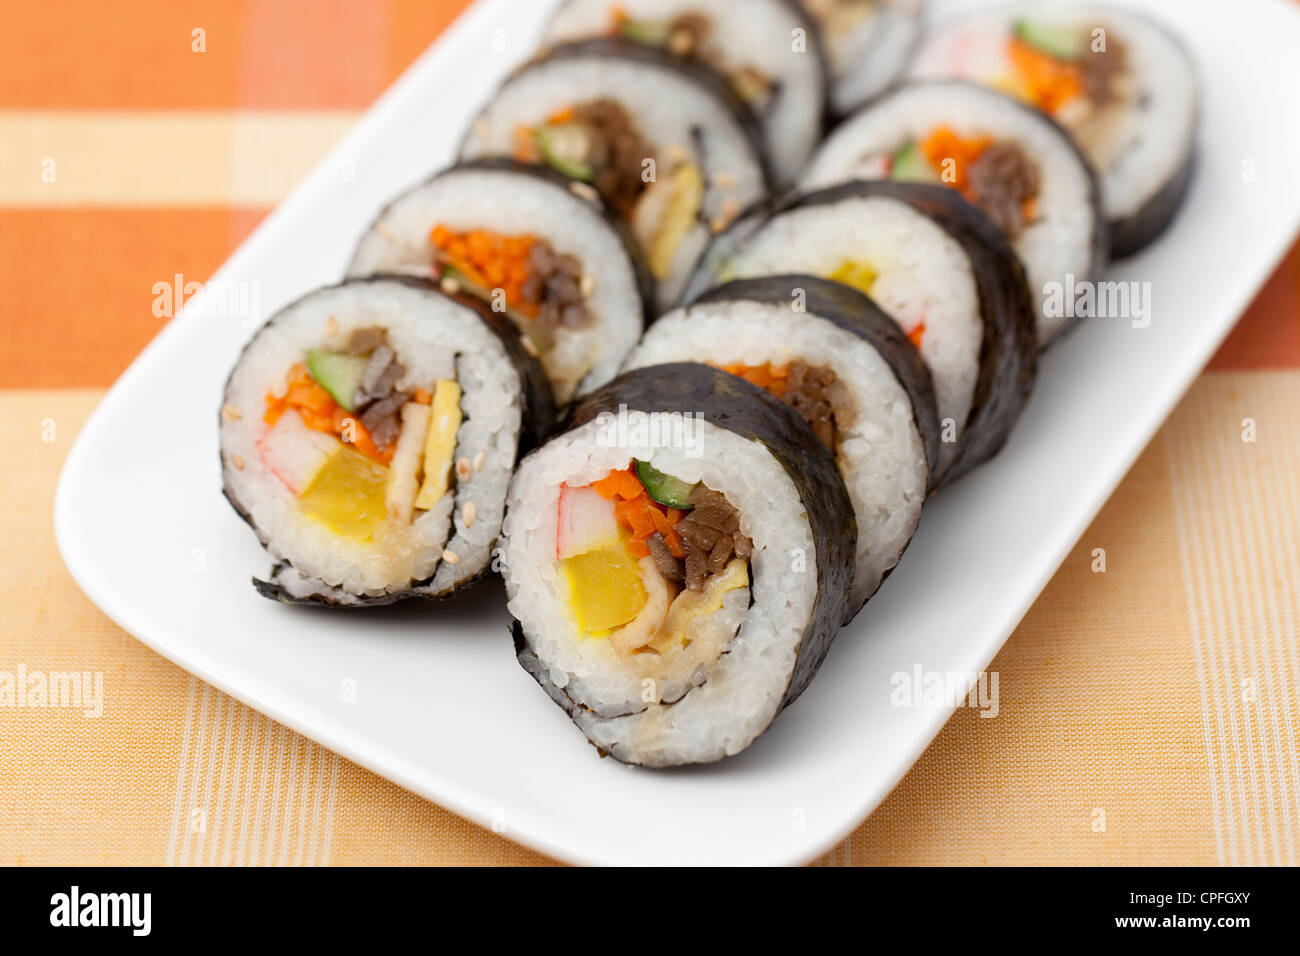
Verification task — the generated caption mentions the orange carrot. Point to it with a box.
[430,225,541,318]
[1007,37,1083,113]
[908,322,926,350]
[593,467,645,501]
[720,362,791,395]
[920,126,992,193]
[595,466,689,557]
[265,363,392,465]
[412,388,432,405]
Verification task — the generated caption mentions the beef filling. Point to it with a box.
[519,240,592,348]
[569,99,655,217]
[779,362,838,450]
[1079,34,1128,106]
[347,327,411,451]
[966,141,1041,237]
[675,485,753,592]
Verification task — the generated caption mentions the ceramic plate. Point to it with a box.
[55,0,1300,864]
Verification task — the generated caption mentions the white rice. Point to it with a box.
[502,415,818,767]
[459,47,768,308]
[624,299,927,607]
[543,0,826,184]
[347,164,645,403]
[801,80,1100,344]
[715,195,981,475]
[221,279,523,601]
[909,5,1198,224]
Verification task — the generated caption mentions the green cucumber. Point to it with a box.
[635,460,697,509]
[891,143,939,183]
[617,18,672,47]
[1013,18,1085,61]
[306,350,368,411]
[537,125,595,182]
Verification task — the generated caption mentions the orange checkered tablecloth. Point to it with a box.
[2,1,1298,866]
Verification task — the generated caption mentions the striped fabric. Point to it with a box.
[2,1,1298,867]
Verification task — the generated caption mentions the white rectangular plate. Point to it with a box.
[56,0,1300,865]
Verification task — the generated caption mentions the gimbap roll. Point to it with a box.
[799,0,925,115]
[800,80,1108,346]
[910,4,1198,257]
[504,363,856,766]
[684,180,1036,483]
[459,38,770,309]
[348,160,652,404]
[623,276,937,613]
[220,277,554,606]
[542,0,828,185]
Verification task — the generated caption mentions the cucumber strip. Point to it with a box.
[306,350,368,412]
[537,125,595,182]
[635,460,697,509]
[1013,18,1085,61]
[891,143,939,183]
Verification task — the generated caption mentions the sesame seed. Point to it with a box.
[715,170,735,189]
[440,276,461,296]
[456,457,472,482]
[222,404,241,422]
[462,500,477,528]
[569,181,599,203]
[231,454,245,471]
[374,222,395,241]
[473,450,487,473]
[324,315,339,338]
[441,549,460,565]
[579,273,596,297]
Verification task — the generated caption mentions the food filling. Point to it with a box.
[430,226,595,363]
[1000,18,1131,162]
[258,326,462,545]
[857,126,1043,237]
[555,463,753,660]
[514,99,705,280]
[607,8,777,112]
[719,361,841,450]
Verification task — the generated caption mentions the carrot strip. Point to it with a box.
[265,363,392,465]
[593,467,645,501]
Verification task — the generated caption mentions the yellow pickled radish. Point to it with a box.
[643,163,704,280]
[828,260,878,296]
[414,379,462,511]
[300,446,390,541]
[561,541,647,634]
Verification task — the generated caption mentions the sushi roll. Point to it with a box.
[459,38,770,309]
[799,0,925,115]
[800,80,1108,346]
[623,275,938,613]
[503,363,856,767]
[910,4,1198,257]
[220,277,554,607]
[684,180,1036,483]
[542,0,828,186]
[348,159,652,405]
